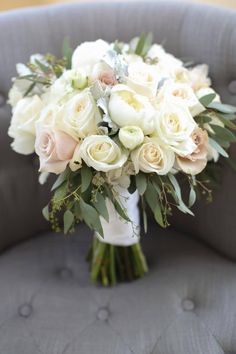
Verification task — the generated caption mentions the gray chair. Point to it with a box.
[0,2,236,353]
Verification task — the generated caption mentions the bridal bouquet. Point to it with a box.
[8,33,236,286]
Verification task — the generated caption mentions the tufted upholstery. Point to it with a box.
[0,1,236,353]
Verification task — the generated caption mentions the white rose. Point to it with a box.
[126,62,159,96]
[72,39,110,74]
[153,99,197,156]
[8,84,23,108]
[59,89,101,140]
[131,137,175,175]
[8,95,43,154]
[158,82,205,117]
[196,87,221,103]
[118,126,144,150]
[207,143,219,162]
[108,85,155,135]
[189,64,211,91]
[80,135,128,172]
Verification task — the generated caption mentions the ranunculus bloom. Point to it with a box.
[35,127,77,174]
[118,126,144,150]
[131,137,175,175]
[176,128,208,175]
[79,135,128,172]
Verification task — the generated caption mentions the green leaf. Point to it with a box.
[79,198,104,237]
[93,192,109,222]
[63,210,74,234]
[199,93,216,107]
[216,115,236,130]
[209,137,229,158]
[81,165,93,193]
[210,124,236,142]
[42,205,49,221]
[51,169,69,191]
[136,173,147,196]
[23,82,36,97]
[62,36,73,69]
[135,32,146,56]
[35,59,51,74]
[208,101,236,114]
[135,32,153,57]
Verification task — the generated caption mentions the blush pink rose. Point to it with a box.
[91,62,117,87]
[176,128,208,175]
[35,128,77,174]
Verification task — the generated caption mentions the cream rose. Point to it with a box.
[176,128,208,175]
[118,126,144,150]
[131,137,175,175]
[35,126,77,174]
[153,99,197,156]
[72,39,110,74]
[108,85,155,134]
[126,62,159,96]
[158,82,205,117]
[8,95,43,154]
[80,135,128,172]
[59,89,101,140]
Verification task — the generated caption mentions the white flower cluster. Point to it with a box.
[8,39,220,183]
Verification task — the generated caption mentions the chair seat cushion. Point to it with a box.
[0,225,235,354]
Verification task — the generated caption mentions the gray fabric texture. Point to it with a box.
[0,1,236,256]
[0,225,236,354]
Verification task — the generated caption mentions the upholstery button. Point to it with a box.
[96,307,109,321]
[18,304,33,318]
[228,81,236,95]
[60,267,73,279]
[0,93,5,107]
[181,298,195,311]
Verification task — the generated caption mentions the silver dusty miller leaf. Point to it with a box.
[102,49,128,83]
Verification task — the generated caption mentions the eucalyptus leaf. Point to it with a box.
[189,186,197,208]
[209,137,229,158]
[210,124,236,142]
[51,169,69,191]
[93,192,109,222]
[168,174,194,215]
[81,165,93,193]
[80,198,104,237]
[136,173,147,196]
[199,93,216,107]
[53,181,68,201]
[63,209,74,234]
[114,200,130,222]
[154,203,165,228]
[42,205,49,221]
[208,101,236,114]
